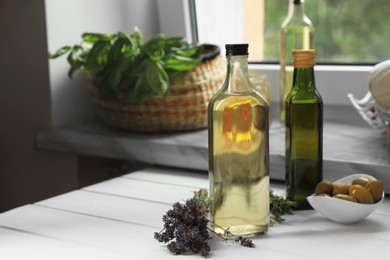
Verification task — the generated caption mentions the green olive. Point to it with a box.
[352,176,371,187]
[349,184,374,204]
[315,180,334,195]
[365,180,384,203]
[332,183,351,196]
[333,194,357,203]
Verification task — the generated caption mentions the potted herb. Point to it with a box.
[49,28,224,132]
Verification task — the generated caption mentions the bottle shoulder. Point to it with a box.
[282,14,313,28]
[209,91,268,109]
[286,88,323,104]
[283,19,314,30]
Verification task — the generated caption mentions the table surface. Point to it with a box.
[1,167,389,259]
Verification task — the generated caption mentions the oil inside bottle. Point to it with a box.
[285,102,322,209]
[209,92,269,236]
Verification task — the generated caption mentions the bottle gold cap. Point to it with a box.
[292,49,316,68]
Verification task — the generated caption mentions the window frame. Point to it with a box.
[156,0,372,106]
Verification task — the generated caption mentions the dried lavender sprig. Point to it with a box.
[235,236,255,248]
[154,197,211,257]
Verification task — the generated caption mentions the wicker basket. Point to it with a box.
[87,52,226,132]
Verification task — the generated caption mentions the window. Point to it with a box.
[195,0,390,64]
[157,0,374,107]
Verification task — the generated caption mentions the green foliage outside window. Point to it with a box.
[264,0,390,64]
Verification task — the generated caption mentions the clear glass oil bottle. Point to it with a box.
[208,44,269,237]
[280,0,314,122]
[285,49,322,210]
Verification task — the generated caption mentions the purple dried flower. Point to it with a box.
[154,197,210,257]
[235,236,255,248]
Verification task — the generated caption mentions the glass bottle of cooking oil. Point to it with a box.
[285,49,322,210]
[280,0,314,122]
[208,44,269,237]
[249,71,272,123]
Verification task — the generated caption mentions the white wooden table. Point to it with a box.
[1,167,389,259]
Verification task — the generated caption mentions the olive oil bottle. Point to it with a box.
[285,49,322,210]
[280,0,314,122]
[208,44,269,237]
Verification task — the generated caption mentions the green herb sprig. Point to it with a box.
[270,190,298,225]
[49,28,203,105]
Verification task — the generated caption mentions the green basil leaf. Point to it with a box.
[48,45,72,59]
[84,40,111,73]
[94,71,116,100]
[164,37,186,50]
[143,36,165,61]
[130,29,143,47]
[164,55,201,71]
[173,45,202,57]
[125,74,145,105]
[107,36,128,63]
[130,59,146,76]
[82,33,110,44]
[145,61,168,96]
[66,46,85,78]
[67,62,82,78]
[108,57,131,90]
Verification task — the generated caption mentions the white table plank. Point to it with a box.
[0,205,172,259]
[36,190,169,229]
[0,227,131,260]
[268,212,390,258]
[123,167,208,188]
[83,176,207,204]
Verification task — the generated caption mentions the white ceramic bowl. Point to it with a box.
[307,174,384,224]
[347,91,389,135]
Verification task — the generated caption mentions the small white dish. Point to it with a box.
[307,174,384,224]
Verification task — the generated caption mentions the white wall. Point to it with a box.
[196,0,245,51]
[0,0,159,212]
[45,0,159,127]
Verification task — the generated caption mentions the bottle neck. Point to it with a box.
[225,55,252,93]
[293,66,316,91]
[287,0,306,19]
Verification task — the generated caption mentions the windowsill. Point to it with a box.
[249,63,371,107]
[35,105,390,194]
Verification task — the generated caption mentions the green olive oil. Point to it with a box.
[285,49,322,210]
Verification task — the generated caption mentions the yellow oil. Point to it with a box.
[208,92,269,237]
[280,67,294,121]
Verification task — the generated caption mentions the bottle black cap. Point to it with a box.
[225,44,249,56]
